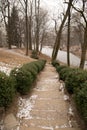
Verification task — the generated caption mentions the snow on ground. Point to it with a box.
[42,46,87,68]
[0,62,11,75]
[0,62,21,75]
[0,48,31,75]
[17,95,38,120]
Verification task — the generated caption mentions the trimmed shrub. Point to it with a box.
[22,63,38,80]
[52,60,60,67]
[74,81,87,123]
[34,60,46,72]
[10,60,46,95]
[59,67,74,81]
[0,72,16,108]
[11,68,34,94]
[65,69,87,94]
[31,50,39,59]
[56,65,67,74]
[53,63,87,125]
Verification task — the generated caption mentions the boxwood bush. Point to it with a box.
[0,72,16,108]
[10,68,34,94]
[74,81,87,123]
[56,65,67,74]
[31,50,39,59]
[10,60,46,95]
[52,60,60,67]
[65,69,87,94]
[53,63,87,125]
[59,67,75,81]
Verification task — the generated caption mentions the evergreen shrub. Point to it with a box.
[52,60,60,67]
[0,72,16,108]
[56,65,67,74]
[31,50,39,59]
[74,81,87,123]
[59,67,74,81]
[10,60,46,95]
[65,69,87,94]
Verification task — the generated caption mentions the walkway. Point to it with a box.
[4,64,81,130]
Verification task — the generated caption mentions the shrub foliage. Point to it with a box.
[0,72,16,108]
[10,60,46,95]
[0,60,46,108]
[52,63,87,125]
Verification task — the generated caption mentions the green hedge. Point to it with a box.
[65,69,87,94]
[56,65,67,74]
[0,60,46,108]
[10,60,46,95]
[31,50,39,59]
[52,60,60,67]
[0,72,16,108]
[52,64,87,125]
[58,67,72,81]
[74,81,87,123]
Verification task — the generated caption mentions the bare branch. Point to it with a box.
[72,4,87,23]
[18,0,25,10]
[52,19,58,34]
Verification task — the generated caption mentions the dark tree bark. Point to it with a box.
[7,1,11,49]
[29,15,32,50]
[25,0,29,55]
[67,1,71,66]
[72,0,87,69]
[29,2,32,50]
[80,23,87,69]
[52,0,73,61]
[36,0,40,52]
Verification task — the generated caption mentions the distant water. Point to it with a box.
[42,46,87,69]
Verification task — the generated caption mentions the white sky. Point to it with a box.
[40,0,64,17]
[40,0,65,27]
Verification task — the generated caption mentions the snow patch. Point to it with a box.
[64,95,70,101]
[39,126,53,130]
[55,124,67,128]
[0,62,21,75]
[42,46,87,68]
[17,95,38,119]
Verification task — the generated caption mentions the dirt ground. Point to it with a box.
[0,48,51,65]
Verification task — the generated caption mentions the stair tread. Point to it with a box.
[55,128,81,130]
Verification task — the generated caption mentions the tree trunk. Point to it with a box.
[25,0,29,56]
[29,16,32,50]
[39,30,45,52]
[36,0,40,52]
[29,2,33,50]
[52,0,73,61]
[79,23,87,69]
[7,1,11,49]
[67,2,71,66]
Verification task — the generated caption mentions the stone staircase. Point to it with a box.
[3,64,82,130]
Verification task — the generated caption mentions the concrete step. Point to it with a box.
[55,128,81,130]
[20,126,50,130]
[19,127,82,130]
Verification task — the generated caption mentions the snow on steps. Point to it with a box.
[20,127,81,130]
[55,128,81,130]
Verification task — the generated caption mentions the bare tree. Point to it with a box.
[72,0,87,69]
[39,9,49,52]
[67,0,71,66]
[28,1,33,50]
[19,0,29,55]
[35,0,40,52]
[52,0,73,61]
[25,0,29,55]
[0,0,12,49]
